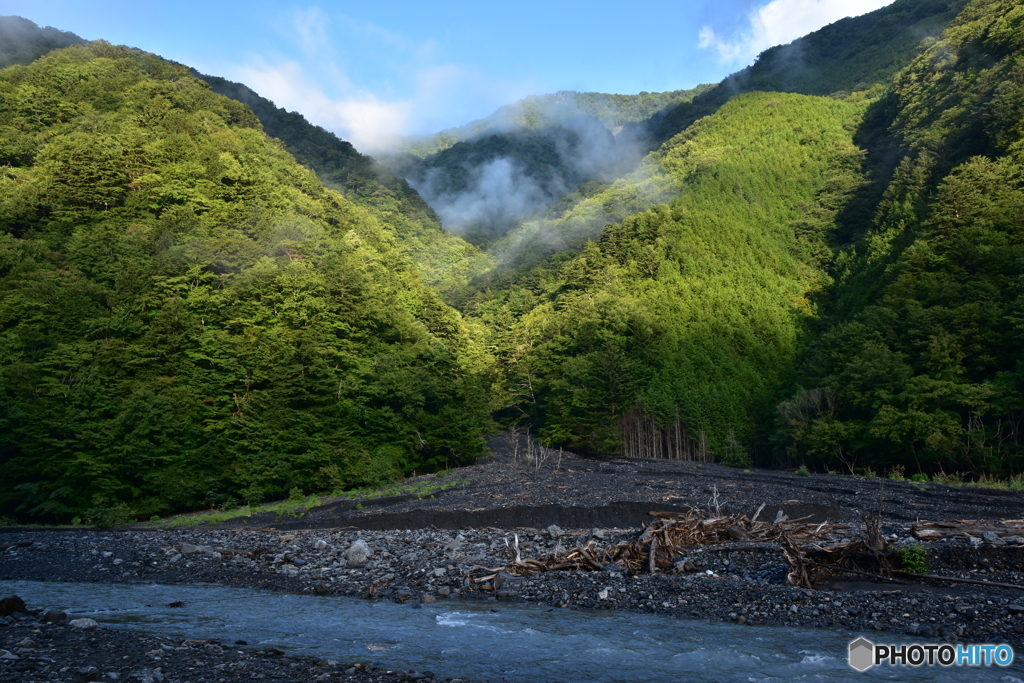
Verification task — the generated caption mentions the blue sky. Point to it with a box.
[2,0,893,150]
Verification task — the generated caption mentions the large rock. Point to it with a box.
[180,543,211,554]
[0,596,25,617]
[69,618,100,629]
[345,539,371,567]
[43,609,67,624]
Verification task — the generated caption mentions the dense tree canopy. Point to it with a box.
[0,43,490,521]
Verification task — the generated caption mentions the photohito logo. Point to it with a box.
[848,637,1014,671]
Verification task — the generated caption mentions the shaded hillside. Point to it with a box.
[778,0,1024,476]
[0,16,85,68]
[0,43,490,522]
[399,87,714,160]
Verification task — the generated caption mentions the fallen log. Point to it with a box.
[912,520,1024,542]
[0,541,33,551]
[890,569,1024,591]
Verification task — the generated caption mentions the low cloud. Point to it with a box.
[233,59,410,151]
[224,7,533,153]
[699,0,894,66]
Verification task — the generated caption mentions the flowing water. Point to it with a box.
[5,580,1022,682]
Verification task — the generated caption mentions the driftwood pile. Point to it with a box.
[504,506,861,586]
[497,507,1024,592]
[781,514,897,589]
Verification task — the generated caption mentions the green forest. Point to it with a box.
[1,0,1023,522]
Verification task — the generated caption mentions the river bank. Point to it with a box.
[3,444,1024,680]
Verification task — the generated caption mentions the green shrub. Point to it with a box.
[796,464,810,477]
[910,473,928,482]
[85,500,133,529]
[897,544,928,574]
[887,465,906,481]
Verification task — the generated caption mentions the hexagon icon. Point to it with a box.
[848,637,875,672]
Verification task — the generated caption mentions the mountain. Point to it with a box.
[454,0,1024,479]
[2,0,1022,525]
[468,91,870,459]
[0,42,490,521]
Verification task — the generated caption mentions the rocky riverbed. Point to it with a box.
[0,608,427,683]
[4,443,1024,681]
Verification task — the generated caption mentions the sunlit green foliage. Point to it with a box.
[469,93,869,456]
[194,73,492,298]
[0,43,490,522]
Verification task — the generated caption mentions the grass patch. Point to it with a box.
[139,475,468,529]
[965,474,1024,491]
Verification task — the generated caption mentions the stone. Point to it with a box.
[314,539,328,550]
[346,540,371,567]
[168,554,182,564]
[493,571,515,590]
[419,594,437,604]
[437,587,451,597]
[112,559,123,566]
[432,568,446,578]
[180,543,204,554]
[0,650,17,661]
[69,618,100,629]
[17,638,37,649]
[597,588,611,600]
[547,525,563,539]
[982,531,1005,544]
[0,596,26,617]
[1007,604,1024,616]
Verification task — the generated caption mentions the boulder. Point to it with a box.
[345,540,371,567]
[43,609,67,624]
[69,618,100,629]
[0,596,26,617]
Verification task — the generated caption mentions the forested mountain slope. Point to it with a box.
[195,73,491,296]
[0,43,490,521]
[0,17,490,299]
[476,0,967,276]
[778,0,1024,476]
[466,92,870,459]
[459,0,1024,480]
[397,88,714,160]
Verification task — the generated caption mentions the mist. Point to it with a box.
[396,96,653,247]
[0,16,85,68]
